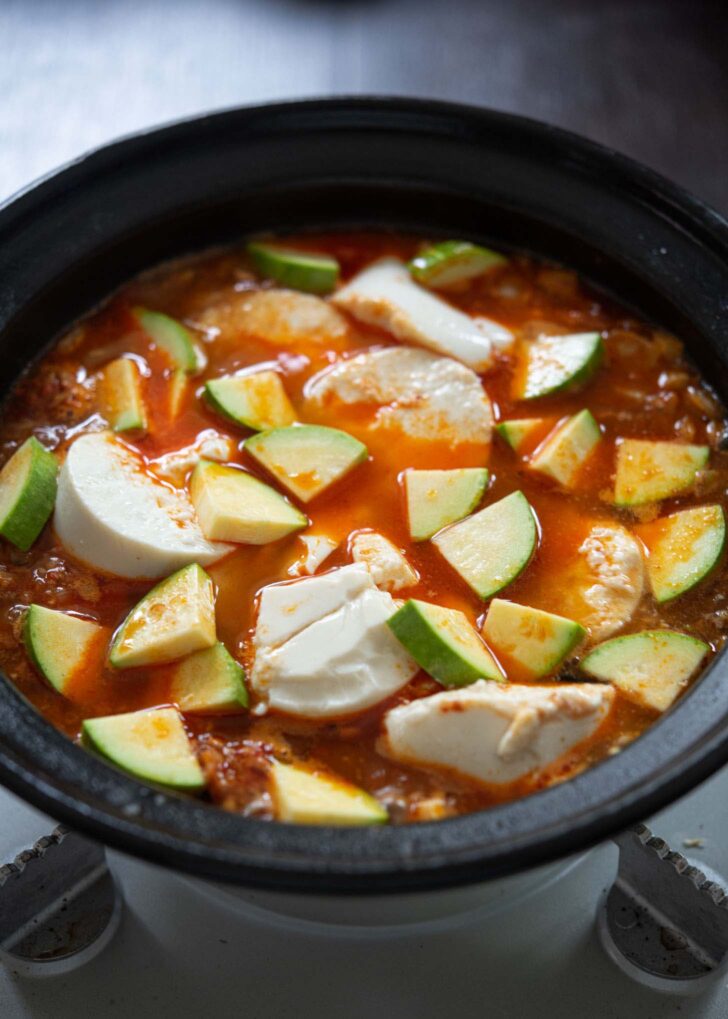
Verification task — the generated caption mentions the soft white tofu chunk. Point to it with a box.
[548,523,645,643]
[54,432,232,579]
[150,429,237,487]
[196,288,349,346]
[307,347,493,445]
[287,534,339,577]
[382,680,615,785]
[331,258,513,370]
[350,531,419,591]
[251,564,417,717]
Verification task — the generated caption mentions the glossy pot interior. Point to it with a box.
[1,98,728,893]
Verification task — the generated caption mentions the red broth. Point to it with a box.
[1,232,727,823]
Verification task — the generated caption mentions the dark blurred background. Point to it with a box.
[1,0,727,210]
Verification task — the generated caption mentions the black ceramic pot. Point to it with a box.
[1,98,727,893]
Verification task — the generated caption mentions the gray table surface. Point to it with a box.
[2,0,727,212]
[1,2,728,1016]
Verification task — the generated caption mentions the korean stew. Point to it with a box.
[1,233,727,826]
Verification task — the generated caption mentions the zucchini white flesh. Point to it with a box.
[250,564,417,718]
[404,468,488,541]
[169,642,248,714]
[387,600,503,687]
[168,368,189,420]
[614,439,709,506]
[551,523,645,642]
[190,460,307,544]
[636,505,725,603]
[247,242,339,294]
[98,358,147,434]
[307,347,493,445]
[82,706,205,791]
[271,760,387,825]
[580,630,709,711]
[514,332,603,400]
[408,240,507,289]
[245,424,367,503]
[24,605,107,696]
[0,437,57,551]
[331,258,513,371]
[134,307,204,374]
[109,563,217,669]
[496,418,550,454]
[382,680,615,786]
[432,490,537,600]
[529,409,601,487]
[350,531,419,591]
[54,432,231,579]
[482,599,586,680]
[204,370,296,431]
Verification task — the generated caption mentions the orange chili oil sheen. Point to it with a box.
[1,231,728,824]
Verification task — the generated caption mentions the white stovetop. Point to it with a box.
[3,772,728,1018]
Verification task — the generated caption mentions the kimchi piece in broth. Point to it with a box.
[1,232,727,825]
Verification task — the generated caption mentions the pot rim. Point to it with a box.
[1,96,728,893]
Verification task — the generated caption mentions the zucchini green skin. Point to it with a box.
[388,600,502,687]
[247,241,340,294]
[408,240,507,288]
[0,437,58,551]
[133,307,201,373]
[519,332,604,400]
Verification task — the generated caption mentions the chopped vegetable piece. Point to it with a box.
[245,424,367,503]
[636,505,725,602]
[496,418,550,454]
[408,240,507,289]
[82,706,205,791]
[247,241,339,294]
[0,436,57,551]
[529,409,601,487]
[580,630,709,711]
[190,460,307,544]
[133,307,203,374]
[515,332,603,400]
[168,368,189,419]
[109,563,216,669]
[614,439,709,506]
[388,599,503,687]
[24,605,107,695]
[404,468,488,541]
[433,490,537,599]
[169,642,248,714]
[482,599,586,680]
[205,370,296,431]
[98,357,147,433]
[271,760,387,824]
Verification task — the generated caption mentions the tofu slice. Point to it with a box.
[196,289,349,346]
[287,534,339,577]
[150,430,236,487]
[331,258,512,370]
[350,531,419,591]
[251,564,417,718]
[555,524,645,642]
[382,680,615,785]
[54,431,231,579]
[307,346,493,445]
